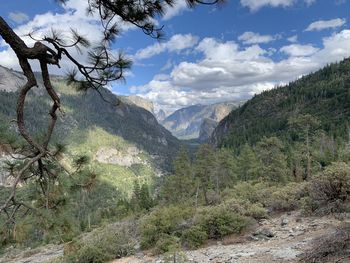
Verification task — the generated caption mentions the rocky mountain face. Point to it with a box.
[198,118,218,142]
[155,109,167,122]
[211,58,350,148]
[0,65,31,92]
[161,102,239,140]
[122,95,155,114]
[0,66,180,192]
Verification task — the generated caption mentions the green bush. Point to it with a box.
[264,182,307,211]
[181,225,208,249]
[307,162,350,215]
[245,203,268,219]
[140,205,193,249]
[223,198,267,220]
[196,206,249,239]
[64,223,136,263]
[154,235,181,254]
[66,244,110,263]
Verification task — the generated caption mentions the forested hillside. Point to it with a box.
[0,66,180,170]
[212,58,350,149]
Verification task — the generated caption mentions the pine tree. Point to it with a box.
[194,144,216,205]
[214,148,237,193]
[288,114,320,180]
[161,147,194,203]
[236,144,260,181]
[256,137,289,183]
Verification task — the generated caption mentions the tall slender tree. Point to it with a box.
[288,114,320,180]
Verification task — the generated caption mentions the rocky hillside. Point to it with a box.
[2,211,348,263]
[161,102,239,140]
[212,58,350,148]
[109,212,349,263]
[0,66,180,193]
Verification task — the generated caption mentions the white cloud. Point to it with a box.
[280,44,319,56]
[305,18,346,31]
[161,59,174,71]
[240,0,315,11]
[287,35,298,43]
[162,0,189,20]
[238,31,276,44]
[134,34,199,60]
[8,12,29,24]
[132,29,350,112]
[0,0,135,74]
[305,0,316,5]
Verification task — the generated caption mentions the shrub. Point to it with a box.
[64,223,136,263]
[196,206,249,239]
[308,162,350,215]
[140,205,193,249]
[264,182,307,212]
[181,225,208,249]
[245,203,268,219]
[163,250,188,263]
[154,235,181,254]
[223,198,267,219]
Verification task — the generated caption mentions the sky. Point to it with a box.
[1,0,350,114]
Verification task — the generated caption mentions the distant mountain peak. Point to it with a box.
[160,101,240,140]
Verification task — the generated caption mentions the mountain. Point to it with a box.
[198,118,218,142]
[0,65,34,92]
[161,102,239,140]
[212,58,350,148]
[122,95,155,114]
[155,109,167,122]
[0,66,180,193]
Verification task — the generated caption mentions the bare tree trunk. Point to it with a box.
[195,183,199,208]
[306,129,311,180]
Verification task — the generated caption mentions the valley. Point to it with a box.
[1,1,350,263]
[1,59,350,263]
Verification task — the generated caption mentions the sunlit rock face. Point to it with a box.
[161,102,240,140]
[95,146,145,167]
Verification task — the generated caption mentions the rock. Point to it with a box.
[253,228,274,239]
[281,218,289,227]
[95,146,144,167]
[249,235,260,241]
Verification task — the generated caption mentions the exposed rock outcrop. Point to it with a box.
[161,102,240,140]
[123,95,155,114]
[198,118,218,142]
[95,146,145,167]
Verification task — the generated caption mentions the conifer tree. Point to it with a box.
[161,147,194,203]
[288,114,320,180]
[194,144,216,205]
[236,144,260,181]
[214,148,236,193]
[256,137,289,183]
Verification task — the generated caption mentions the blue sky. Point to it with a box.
[1,0,350,113]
